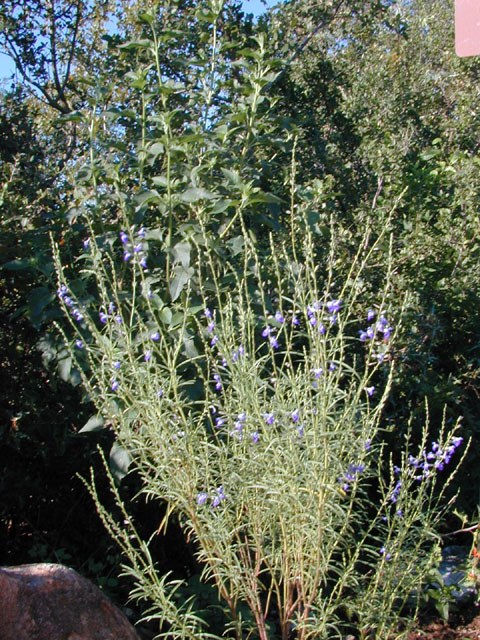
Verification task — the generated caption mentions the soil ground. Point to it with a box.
[407,602,480,639]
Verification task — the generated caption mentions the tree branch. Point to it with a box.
[62,0,82,95]
[48,0,71,111]
[264,0,348,93]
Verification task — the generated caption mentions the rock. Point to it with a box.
[0,563,141,640]
[438,545,477,603]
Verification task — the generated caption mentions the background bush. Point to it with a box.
[0,0,479,634]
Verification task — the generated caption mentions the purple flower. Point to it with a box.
[212,486,226,508]
[137,227,146,238]
[197,492,208,505]
[124,251,132,262]
[328,362,337,371]
[359,330,368,342]
[73,310,84,322]
[390,480,402,503]
[157,389,163,398]
[144,350,152,362]
[292,314,299,326]
[234,413,246,430]
[83,238,90,248]
[263,413,274,425]
[99,311,108,324]
[215,417,225,428]
[111,380,119,392]
[204,308,212,318]
[210,334,218,347]
[134,243,143,253]
[380,546,392,561]
[339,461,365,491]
[207,321,215,333]
[365,386,375,397]
[378,314,389,328]
[150,331,160,341]
[307,303,318,317]
[113,361,120,370]
[115,315,122,324]
[313,367,324,378]
[318,323,326,335]
[297,425,304,437]
[326,299,341,314]
[365,439,372,450]
[367,309,376,322]
[75,339,84,349]
[108,302,116,314]
[408,455,419,468]
[262,325,273,337]
[139,256,148,269]
[251,431,259,443]
[366,326,375,339]
[269,335,279,349]
[291,409,300,423]
[275,311,285,323]
[120,231,129,244]
[213,374,222,390]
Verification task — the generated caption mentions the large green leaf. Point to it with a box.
[80,415,105,433]
[172,241,191,268]
[109,442,131,483]
[180,188,216,203]
[169,265,195,301]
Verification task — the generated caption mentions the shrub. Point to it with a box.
[52,5,465,638]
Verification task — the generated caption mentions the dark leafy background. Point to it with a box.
[1,0,479,633]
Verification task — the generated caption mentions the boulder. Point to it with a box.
[0,563,141,640]
[438,545,478,603]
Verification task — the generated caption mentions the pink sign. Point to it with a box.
[456,0,480,57]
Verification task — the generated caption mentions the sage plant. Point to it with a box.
[53,3,465,638]
[54,216,464,639]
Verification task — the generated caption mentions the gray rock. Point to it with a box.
[438,545,477,603]
[0,563,141,640]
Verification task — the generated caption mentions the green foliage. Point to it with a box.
[269,0,480,515]
[1,0,479,635]
[51,6,467,637]
[58,201,465,638]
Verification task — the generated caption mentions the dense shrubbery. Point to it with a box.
[1,0,479,636]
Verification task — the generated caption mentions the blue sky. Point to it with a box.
[0,1,278,82]
[242,0,277,18]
